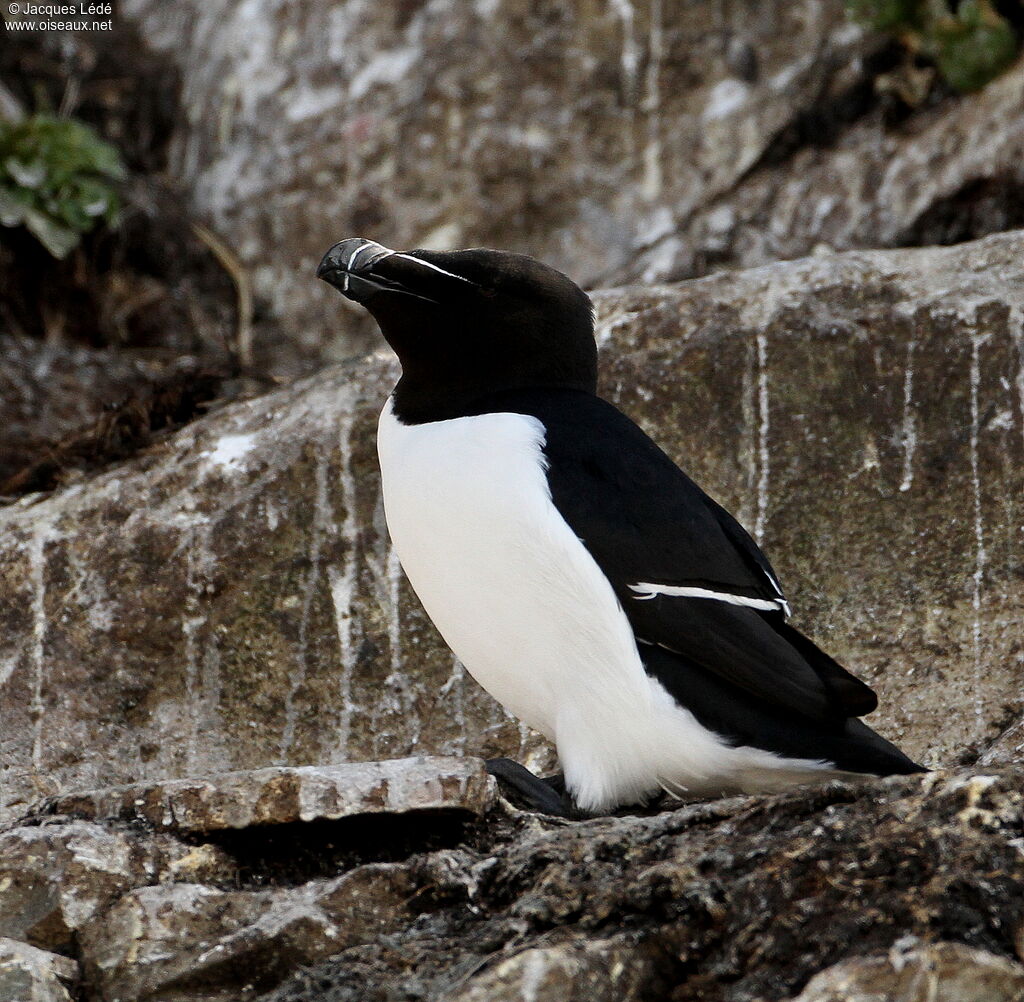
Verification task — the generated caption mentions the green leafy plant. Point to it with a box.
[847,0,924,32]
[846,0,1019,93]
[932,0,1019,92]
[0,114,126,259]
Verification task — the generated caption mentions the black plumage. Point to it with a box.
[318,238,924,813]
[467,387,918,775]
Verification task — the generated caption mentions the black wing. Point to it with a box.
[481,389,877,723]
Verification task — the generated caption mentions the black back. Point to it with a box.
[318,240,923,777]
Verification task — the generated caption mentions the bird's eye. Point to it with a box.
[479,286,498,298]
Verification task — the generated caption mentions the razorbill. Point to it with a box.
[317,238,923,815]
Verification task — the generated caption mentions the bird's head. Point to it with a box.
[317,238,597,421]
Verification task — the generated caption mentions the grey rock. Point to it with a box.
[154,839,238,887]
[0,353,542,824]
[590,235,1024,773]
[445,936,662,1001]
[980,716,1024,768]
[259,768,1024,1002]
[625,62,1024,288]
[80,864,416,1002]
[791,940,1024,1002]
[0,938,78,1002]
[117,0,875,367]
[113,0,1024,373]
[44,757,494,833]
[1,766,1020,1002]
[0,822,152,953]
[2,232,1024,821]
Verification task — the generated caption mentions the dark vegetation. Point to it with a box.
[846,0,1021,93]
[0,28,268,497]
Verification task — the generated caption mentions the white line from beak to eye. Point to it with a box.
[391,253,478,285]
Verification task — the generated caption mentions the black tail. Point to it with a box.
[641,642,925,777]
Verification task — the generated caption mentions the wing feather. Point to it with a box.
[477,389,876,722]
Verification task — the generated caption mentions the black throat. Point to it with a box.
[316,240,599,423]
[389,339,599,424]
[367,274,599,425]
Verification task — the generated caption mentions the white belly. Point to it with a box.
[377,398,648,734]
[376,396,834,810]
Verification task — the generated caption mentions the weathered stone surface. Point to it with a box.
[623,60,1024,288]
[2,231,1023,821]
[258,768,1024,1002]
[0,767,1020,1002]
[591,236,1024,773]
[106,1,1024,370]
[0,350,540,824]
[80,864,415,1002]
[446,936,663,1002]
[980,716,1024,768]
[791,940,1024,1002]
[0,938,78,1002]
[46,757,494,833]
[117,0,879,365]
[0,822,152,953]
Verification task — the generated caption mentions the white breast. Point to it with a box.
[376,396,834,810]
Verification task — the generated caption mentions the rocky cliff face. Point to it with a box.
[2,231,1022,827]
[1,760,1022,1001]
[114,0,1024,367]
[4,6,1024,999]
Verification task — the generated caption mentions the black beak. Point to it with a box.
[316,238,406,303]
[318,237,480,306]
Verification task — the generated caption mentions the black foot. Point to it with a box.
[485,757,575,817]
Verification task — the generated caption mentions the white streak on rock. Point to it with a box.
[328,565,356,753]
[438,656,467,756]
[899,338,918,493]
[205,433,257,471]
[703,78,751,121]
[737,339,757,530]
[970,333,990,737]
[755,331,771,544]
[641,236,683,284]
[594,307,640,348]
[641,0,663,201]
[1014,315,1024,456]
[282,448,331,761]
[29,528,48,775]
[608,0,640,104]
[518,718,534,762]
[328,409,359,753]
[183,520,215,773]
[284,84,345,122]
[63,546,117,633]
[348,47,419,102]
[387,544,403,679]
[519,949,549,1002]
[382,544,419,750]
